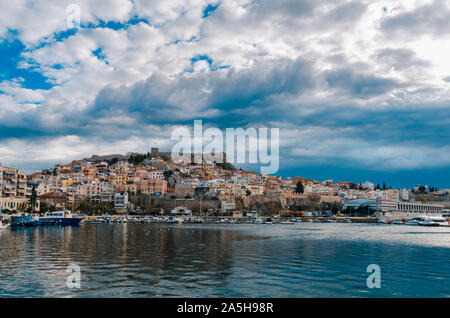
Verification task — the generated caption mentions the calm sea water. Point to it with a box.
[0,223,449,297]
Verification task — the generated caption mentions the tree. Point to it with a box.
[30,185,37,212]
[382,182,386,190]
[245,189,251,196]
[295,181,304,194]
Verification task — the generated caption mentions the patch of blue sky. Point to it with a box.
[92,47,109,64]
[83,17,150,30]
[35,17,150,50]
[203,3,220,18]
[0,38,53,90]
[189,54,230,72]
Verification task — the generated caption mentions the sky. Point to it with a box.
[0,0,450,189]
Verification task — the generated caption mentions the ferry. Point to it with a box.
[417,216,449,227]
[39,211,83,226]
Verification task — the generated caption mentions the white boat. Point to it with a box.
[253,217,263,224]
[171,207,193,215]
[114,216,128,223]
[0,220,10,230]
[280,220,294,224]
[377,216,392,224]
[418,216,449,227]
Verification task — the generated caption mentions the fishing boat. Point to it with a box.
[11,214,40,227]
[39,211,83,226]
[264,218,273,224]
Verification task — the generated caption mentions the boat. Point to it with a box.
[114,216,128,223]
[171,207,193,216]
[11,214,40,227]
[377,216,392,224]
[418,216,449,227]
[91,216,104,224]
[0,219,10,230]
[164,216,179,224]
[253,217,263,224]
[404,219,420,226]
[264,218,273,224]
[280,220,294,224]
[39,211,83,226]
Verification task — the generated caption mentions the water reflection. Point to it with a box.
[1,223,450,297]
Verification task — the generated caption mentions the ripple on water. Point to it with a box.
[0,223,450,297]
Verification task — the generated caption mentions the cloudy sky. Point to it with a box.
[0,0,450,188]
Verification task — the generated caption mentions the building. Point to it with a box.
[0,164,28,198]
[344,198,444,217]
[343,198,397,213]
[39,192,66,210]
[114,192,130,211]
[147,170,164,180]
[0,196,37,212]
[139,179,167,195]
[396,202,443,217]
[221,202,236,214]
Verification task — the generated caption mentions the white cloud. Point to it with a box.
[0,0,450,174]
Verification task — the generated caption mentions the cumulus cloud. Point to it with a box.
[0,0,449,184]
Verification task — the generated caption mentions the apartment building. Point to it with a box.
[0,164,29,198]
[139,179,167,195]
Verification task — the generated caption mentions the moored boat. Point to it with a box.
[11,214,40,227]
[0,219,10,230]
[418,216,448,227]
[39,211,83,226]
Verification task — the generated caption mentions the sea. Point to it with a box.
[0,223,449,297]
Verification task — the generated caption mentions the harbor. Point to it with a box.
[3,210,450,227]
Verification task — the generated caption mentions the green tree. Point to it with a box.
[28,185,37,213]
[295,181,304,194]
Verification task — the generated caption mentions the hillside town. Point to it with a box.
[1,148,449,219]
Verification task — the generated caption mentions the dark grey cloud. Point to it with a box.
[92,57,316,126]
[325,68,400,98]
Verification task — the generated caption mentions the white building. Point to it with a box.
[114,192,130,211]
[147,170,164,180]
